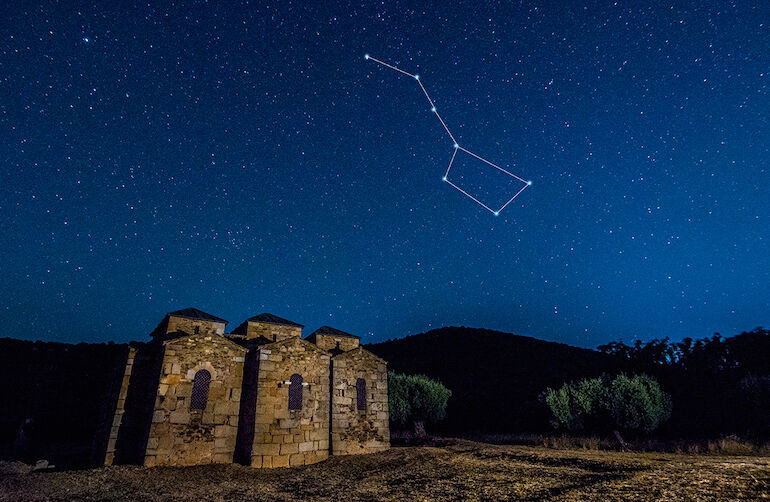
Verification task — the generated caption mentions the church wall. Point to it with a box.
[145,334,246,466]
[251,339,330,468]
[313,334,359,352]
[244,322,301,342]
[166,316,225,336]
[331,349,389,455]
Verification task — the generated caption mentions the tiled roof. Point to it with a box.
[310,325,360,339]
[168,308,227,324]
[246,313,303,328]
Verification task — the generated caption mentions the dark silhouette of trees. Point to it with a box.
[598,327,770,439]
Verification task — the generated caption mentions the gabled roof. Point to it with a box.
[309,325,360,339]
[260,334,330,357]
[245,313,303,328]
[167,308,228,324]
[332,345,386,364]
[225,333,273,350]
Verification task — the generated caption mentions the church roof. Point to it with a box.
[245,313,303,328]
[167,308,227,324]
[310,325,360,339]
[332,346,386,364]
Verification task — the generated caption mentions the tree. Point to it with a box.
[604,374,672,433]
[388,372,452,437]
[543,377,603,431]
[543,374,671,436]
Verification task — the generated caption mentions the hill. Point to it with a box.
[366,327,616,433]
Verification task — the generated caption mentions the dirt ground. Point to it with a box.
[1,439,768,501]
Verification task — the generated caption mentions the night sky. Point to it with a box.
[1,1,767,347]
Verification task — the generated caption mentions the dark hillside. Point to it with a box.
[366,327,617,433]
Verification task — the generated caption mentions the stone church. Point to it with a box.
[103,308,389,468]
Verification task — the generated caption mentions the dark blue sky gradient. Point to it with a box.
[0,1,767,347]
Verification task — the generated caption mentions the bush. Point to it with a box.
[542,377,603,432]
[543,374,671,435]
[604,374,671,433]
[388,372,451,437]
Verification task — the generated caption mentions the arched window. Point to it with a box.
[190,369,211,410]
[356,378,367,410]
[288,374,303,410]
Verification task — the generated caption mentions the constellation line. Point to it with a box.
[497,184,530,213]
[444,147,458,179]
[365,55,415,78]
[458,146,528,184]
[445,179,497,214]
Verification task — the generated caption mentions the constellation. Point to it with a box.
[365,54,532,216]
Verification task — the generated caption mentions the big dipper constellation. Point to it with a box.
[366,54,531,216]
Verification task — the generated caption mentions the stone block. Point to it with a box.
[253,443,280,456]
[169,411,189,424]
[158,434,174,450]
[152,410,166,423]
[280,442,299,455]
[161,397,177,411]
[255,413,274,424]
[272,455,289,468]
[289,453,305,466]
[298,441,314,452]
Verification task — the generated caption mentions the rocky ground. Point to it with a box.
[1,439,768,501]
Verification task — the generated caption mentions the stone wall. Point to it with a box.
[166,316,225,337]
[244,322,301,342]
[313,334,359,352]
[251,337,330,468]
[104,347,136,465]
[331,348,389,455]
[145,334,246,466]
